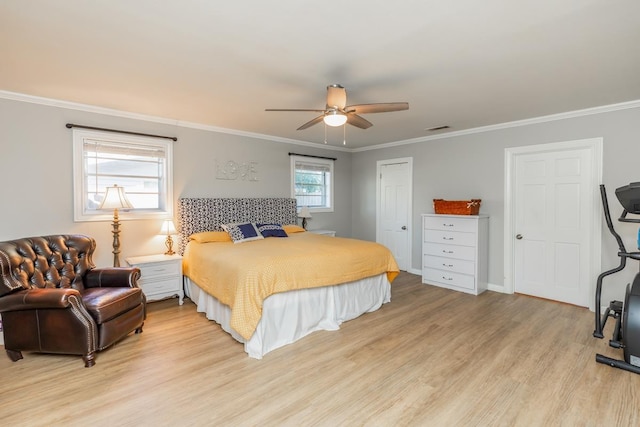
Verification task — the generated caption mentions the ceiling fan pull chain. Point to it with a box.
[343,124,346,145]
[324,123,327,144]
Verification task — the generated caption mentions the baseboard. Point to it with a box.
[487,282,506,293]
[406,270,504,297]
[406,270,504,295]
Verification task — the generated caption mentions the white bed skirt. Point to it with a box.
[184,274,391,359]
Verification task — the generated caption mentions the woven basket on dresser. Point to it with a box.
[433,199,481,215]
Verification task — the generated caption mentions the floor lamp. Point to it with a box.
[99,184,133,267]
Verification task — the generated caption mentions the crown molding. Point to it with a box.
[2,90,638,154]
[352,99,640,152]
[0,90,350,153]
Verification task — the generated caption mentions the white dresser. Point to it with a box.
[422,214,489,295]
[126,254,184,305]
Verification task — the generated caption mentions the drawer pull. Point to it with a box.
[443,223,454,227]
[442,250,454,254]
[443,237,454,241]
[442,276,453,281]
[443,263,454,267]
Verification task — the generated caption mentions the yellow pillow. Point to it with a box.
[282,224,306,234]
[189,231,232,243]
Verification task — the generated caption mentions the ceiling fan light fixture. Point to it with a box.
[323,111,347,127]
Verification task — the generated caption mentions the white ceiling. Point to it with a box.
[2,1,640,149]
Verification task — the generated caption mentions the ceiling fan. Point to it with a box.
[265,84,409,131]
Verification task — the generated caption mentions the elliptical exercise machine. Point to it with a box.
[593,183,640,374]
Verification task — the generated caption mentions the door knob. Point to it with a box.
[401,226,407,230]
[516,234,523,240]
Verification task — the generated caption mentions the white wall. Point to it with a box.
[0,97,352,267]
[351,105,640,304]
[4,93,640,306]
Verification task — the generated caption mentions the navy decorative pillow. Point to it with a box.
[256,223,288,238]
[221,222,264,243]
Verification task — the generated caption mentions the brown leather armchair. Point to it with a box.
[0,235,146,367]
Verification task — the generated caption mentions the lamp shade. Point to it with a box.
[160,219,177,235]
[298,206,312,218]
[323,111,347,127]
[99,185,133,210]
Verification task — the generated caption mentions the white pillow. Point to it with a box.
[221,222,264,244]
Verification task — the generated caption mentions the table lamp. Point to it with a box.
[298,206,312,230]
[160,219,178,255]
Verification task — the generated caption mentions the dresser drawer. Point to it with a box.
[424,229,477,246]
[423,255,475,275]
[138,262,181,280]
[423,242,476,261]
[424,216,478,233]
[422,267,475,291]
[140,278,181,295]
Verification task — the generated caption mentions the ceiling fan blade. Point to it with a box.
[265,108,326,112]
[297,115,325,130]
[345,102,409,114]
[326,84,347,109]
[346,113,373,129]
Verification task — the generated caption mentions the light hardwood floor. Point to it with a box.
[1,272,639,426]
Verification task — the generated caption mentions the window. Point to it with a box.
[72,129,173,221]
[290,155,334,212]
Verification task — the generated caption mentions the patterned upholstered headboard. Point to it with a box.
[177,198,298,255]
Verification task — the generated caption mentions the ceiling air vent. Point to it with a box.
[426,125,450,132]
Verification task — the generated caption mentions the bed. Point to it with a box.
[177,197,399,359]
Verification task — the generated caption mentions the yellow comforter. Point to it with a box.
[183,232,399,340]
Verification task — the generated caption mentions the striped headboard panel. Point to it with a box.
[177,198,298,255]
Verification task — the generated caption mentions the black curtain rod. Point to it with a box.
[288,152,337,161]
[65,123,177,141]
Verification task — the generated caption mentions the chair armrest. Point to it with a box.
[84,267,141,289]
[0,288,82,312]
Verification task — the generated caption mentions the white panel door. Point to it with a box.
[514,148,592,306]
[379,162,410,271]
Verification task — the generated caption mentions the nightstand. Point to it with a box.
[308,229,336,237]
[126,254,184,305]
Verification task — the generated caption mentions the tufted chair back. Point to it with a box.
[0,234,145,367]
[0,235,95,297]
